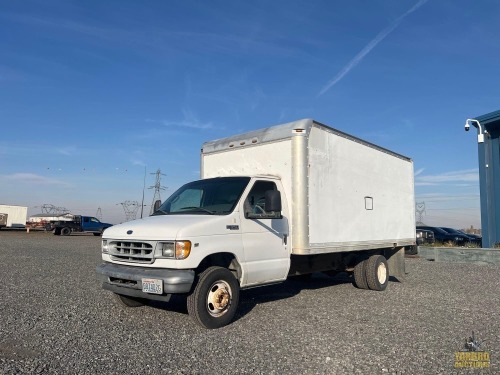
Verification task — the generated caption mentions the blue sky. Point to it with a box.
[1,0,498,227]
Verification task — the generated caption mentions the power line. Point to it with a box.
[35,204,70,215]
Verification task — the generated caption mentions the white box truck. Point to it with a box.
[0,205,28,229]
[96,119,416,328]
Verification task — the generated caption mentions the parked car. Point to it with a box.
[416,225,469,246]
[416,229,435,245]
[457,230,482,244]
[440,227,481,246]
[406,229,435,255]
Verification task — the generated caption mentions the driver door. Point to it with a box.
[239,180,289,286]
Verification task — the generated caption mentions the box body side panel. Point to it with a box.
[307,126,415,252]
[0,205,28,227]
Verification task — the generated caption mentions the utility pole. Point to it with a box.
[140,166,146,218]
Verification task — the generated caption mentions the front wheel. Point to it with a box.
[187,267,239,329]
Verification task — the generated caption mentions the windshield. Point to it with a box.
[153,177,250,215]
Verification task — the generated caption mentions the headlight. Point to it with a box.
[157,241,191,259]
[102,240,109,253]
[159,242,175,257]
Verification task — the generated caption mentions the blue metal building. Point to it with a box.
[466,110,500,248]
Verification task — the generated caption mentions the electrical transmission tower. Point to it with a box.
[119,201,140,222]
[149,169,167,215]
[39,204,69,215]
[415,202,426,225]
[96,207,103,221]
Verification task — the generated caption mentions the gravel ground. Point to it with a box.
[0,231,498,374]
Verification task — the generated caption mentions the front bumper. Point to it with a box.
[96,262,195,302]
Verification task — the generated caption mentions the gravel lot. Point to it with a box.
[0,231,498,374]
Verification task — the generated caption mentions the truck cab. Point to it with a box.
[53,215,113,236]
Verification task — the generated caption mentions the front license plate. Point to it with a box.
[142,278,163,294]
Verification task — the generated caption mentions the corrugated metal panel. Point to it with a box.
[475,110,500,127]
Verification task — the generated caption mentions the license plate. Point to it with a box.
[142,278,163,294]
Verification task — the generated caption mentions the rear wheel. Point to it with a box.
[187,267,239,329]
[61,227,71,236]
[353,260,368,289]
[365,255,389,291]
[114,293,145,307]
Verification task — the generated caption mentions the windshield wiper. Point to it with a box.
[179,207,215,214]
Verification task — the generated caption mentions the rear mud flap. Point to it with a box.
[385,248,406,280]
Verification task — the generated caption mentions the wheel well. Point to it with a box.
[196,253,241,282]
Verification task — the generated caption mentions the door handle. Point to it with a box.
[283,234,288,245]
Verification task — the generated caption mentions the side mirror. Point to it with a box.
[153,200,161,213]
[265,190,281,212]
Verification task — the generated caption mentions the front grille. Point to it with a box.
[109,241,154,264]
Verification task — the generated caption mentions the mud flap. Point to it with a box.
[384,247,406,280]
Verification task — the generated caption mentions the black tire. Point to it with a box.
[61,227,71,236]
[114,293,144,307]
[353,260,368,289]
[365,255,389,291]
[187,267,239,329]
[93,232,101,236]
[53,228,61,235]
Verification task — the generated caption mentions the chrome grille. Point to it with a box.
[109,241,154,264]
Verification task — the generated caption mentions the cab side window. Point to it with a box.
[244,181,278,217]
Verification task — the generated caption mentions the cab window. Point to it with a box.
[244,181,280,218]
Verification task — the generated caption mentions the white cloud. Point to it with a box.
[57,146,78,156]
[146,109,215,131]
[415,169,479,186]
[164,109,214,130]
[4,173,71,186]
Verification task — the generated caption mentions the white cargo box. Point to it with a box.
[0,205,28,228]
[202,119,415,255]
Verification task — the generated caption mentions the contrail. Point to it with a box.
[318,0,429,96]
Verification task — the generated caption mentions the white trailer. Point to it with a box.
[97,119,416,328]
[0,205,28,229]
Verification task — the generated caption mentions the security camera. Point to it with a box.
[465,123,470,131]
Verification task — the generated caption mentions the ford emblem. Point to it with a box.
[127,230,133,235]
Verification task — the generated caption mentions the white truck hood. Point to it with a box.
[103,214,238,241]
